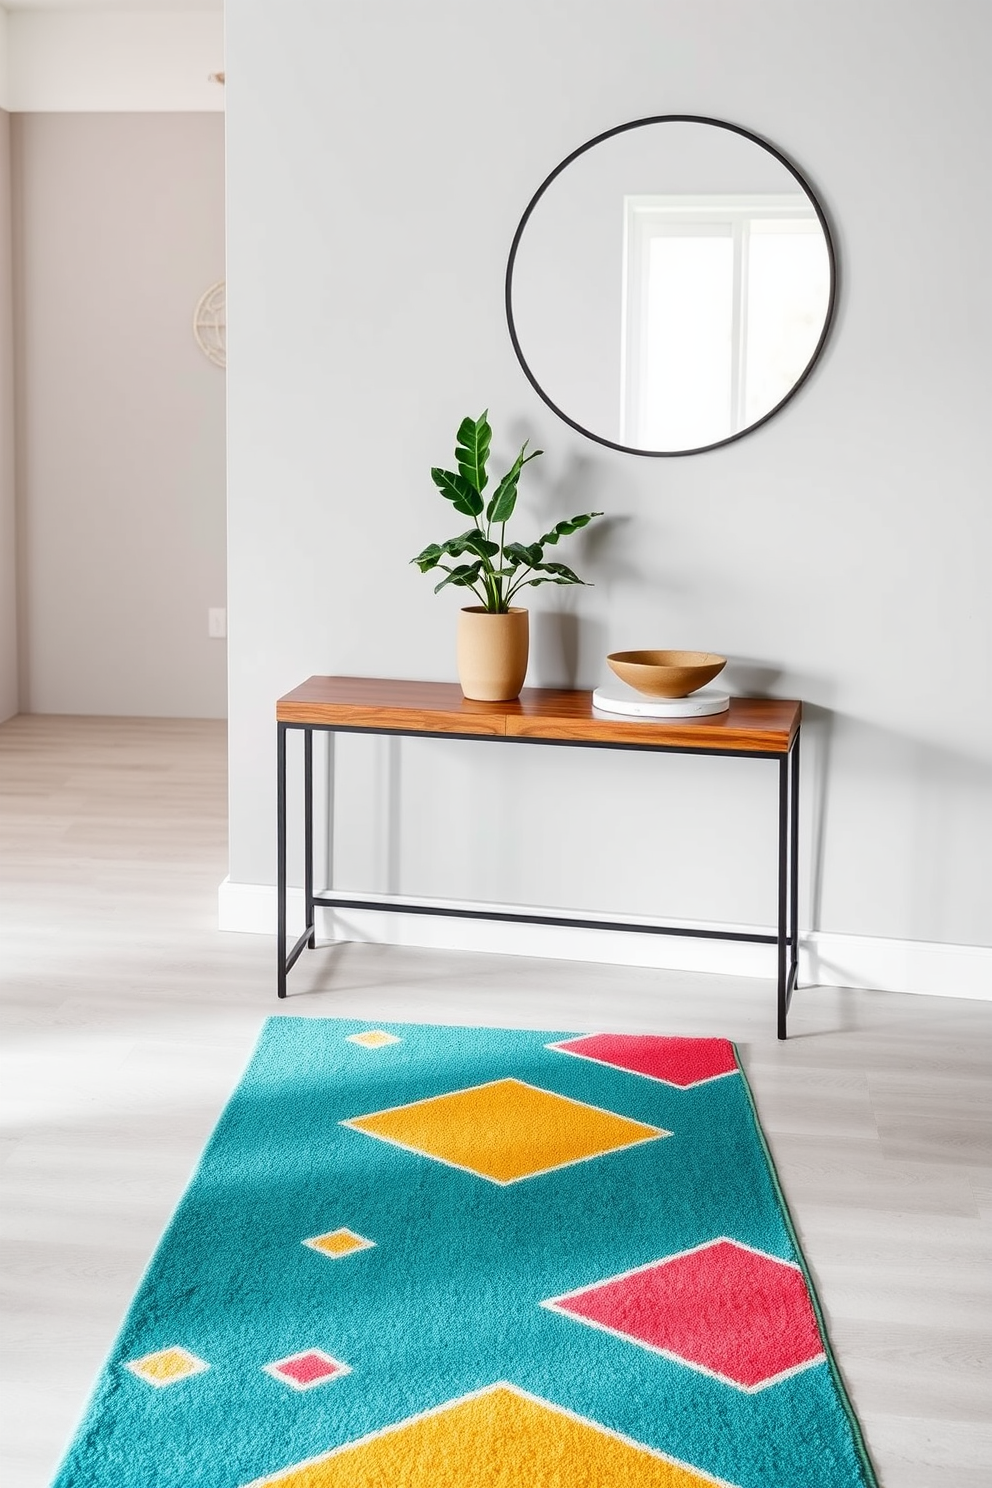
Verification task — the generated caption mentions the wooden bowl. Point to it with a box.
[607,650,727,698]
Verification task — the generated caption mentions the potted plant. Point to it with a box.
[412,412,602,700]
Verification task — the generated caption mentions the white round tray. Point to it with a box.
[592,682,731,719]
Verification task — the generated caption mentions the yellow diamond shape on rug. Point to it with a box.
[303,1228,374,1258]
[247,1382,731,1487]
[346,1030,401,1048]
[342,1077,669,1183]
[125,1346,209,1387]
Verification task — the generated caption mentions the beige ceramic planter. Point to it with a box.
[457,607,529,701]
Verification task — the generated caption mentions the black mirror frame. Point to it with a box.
[505,115,838,458]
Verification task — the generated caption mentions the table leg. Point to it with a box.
[789,730,801,1007]
[277,722,288,999]
[777,753,789,1039]
[304,727,315,949]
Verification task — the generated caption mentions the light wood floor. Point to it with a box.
[1,714,989,1488]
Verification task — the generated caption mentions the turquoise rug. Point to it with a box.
[53,1019,878,1487]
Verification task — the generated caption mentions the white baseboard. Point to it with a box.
[217,879,992,1001]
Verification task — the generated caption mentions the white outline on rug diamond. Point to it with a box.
[341,1077,670,1185]
[542,1237,827,1393]
[346,1030,401,1048]
[302,1227,375,1259]
[124,1345,209,1388]
[263,1348,351,1391]
[239,1380,741,1487]
[546,1035,739,1088]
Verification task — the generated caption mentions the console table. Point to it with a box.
[276,678,801,1037]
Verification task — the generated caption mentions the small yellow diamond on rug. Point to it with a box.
[125,1346,209,1387]
[304,1228,375,1258]
[347,1030,401,1048]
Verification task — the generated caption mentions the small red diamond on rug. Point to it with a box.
[550,1033,738,1087]
[264,1349,350,1390]
[545,1238,825,1390]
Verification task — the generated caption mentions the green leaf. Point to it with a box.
[437,529,500,561]
[411,543,443,572]
[431,467,484,518]
[539,511,604,546]
[454,412,492,494]
[518,574,585,589]
[485,441,543,525]
[433,562,482,594]
[529,560,586,584]
[502,541,544,569]
[463,529,500,559]
[486,469,519,526]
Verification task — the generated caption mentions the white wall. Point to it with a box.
[225,1,992,985]
[3,8,224,113]
[13,112,227,717]
[0,108,16,721]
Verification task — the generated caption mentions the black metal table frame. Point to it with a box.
[277,723,801,1038]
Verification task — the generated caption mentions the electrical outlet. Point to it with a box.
[208,607,227,639]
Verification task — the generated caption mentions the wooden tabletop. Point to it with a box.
[277,678,801,754]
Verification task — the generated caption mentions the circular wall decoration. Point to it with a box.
[506,117,836,456]
[193,280,226,368]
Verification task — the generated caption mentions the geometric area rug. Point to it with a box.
[52,1019,878,1488]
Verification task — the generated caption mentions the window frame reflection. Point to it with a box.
[621,194,830,450]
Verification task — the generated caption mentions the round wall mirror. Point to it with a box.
[505,117,836,456]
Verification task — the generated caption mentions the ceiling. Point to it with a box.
[3,2,222,11]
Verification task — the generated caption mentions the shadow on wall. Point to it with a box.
[797,703,992,947]
[715,663,992,948]
[715,689,992,950]
[318,652,991,954]
[530,610,605,691]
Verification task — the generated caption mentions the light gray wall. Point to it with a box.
[0,109,15,722]
[13,112,227,718]
[226,0,992,949]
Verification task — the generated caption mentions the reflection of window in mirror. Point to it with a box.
[621,195,830,450]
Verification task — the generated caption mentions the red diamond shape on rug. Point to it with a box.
[544,1238,826,1390]
[549,1033,738,1088]
[263,1349,350,1391]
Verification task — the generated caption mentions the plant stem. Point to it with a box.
[498,522,507,611]
[504,565,535,604]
